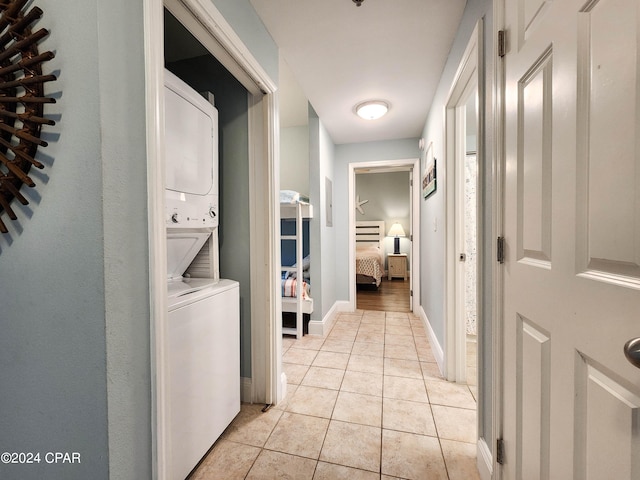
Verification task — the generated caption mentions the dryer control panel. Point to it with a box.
[166,191,218,229]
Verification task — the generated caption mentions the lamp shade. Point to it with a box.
[388,222,406,238]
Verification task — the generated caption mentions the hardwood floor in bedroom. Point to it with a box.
[357,278,410,312]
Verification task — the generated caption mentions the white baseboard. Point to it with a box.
[477,437,493,480]
[335,300,351,312]
[308,300,348,336]
[240,377,252,403]
[417,305,445,376]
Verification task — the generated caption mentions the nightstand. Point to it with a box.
[387,253,408,281]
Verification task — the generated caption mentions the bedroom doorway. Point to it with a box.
[354,170,411,312]
[348,159,420,314]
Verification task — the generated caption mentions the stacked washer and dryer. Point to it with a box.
[164,69,240,480]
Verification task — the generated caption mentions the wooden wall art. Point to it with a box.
[0,0,56,233]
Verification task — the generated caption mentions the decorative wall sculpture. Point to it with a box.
[0,0,56,233]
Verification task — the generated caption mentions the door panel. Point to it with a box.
[576,0,640,283]
[575,358,640,479]
[521,0,552,40]
[518,47,552,266]
[517,315,551,479]
[503,0,640,478]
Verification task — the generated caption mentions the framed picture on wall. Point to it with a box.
[423,142,437,199]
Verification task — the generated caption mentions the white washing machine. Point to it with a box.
[164,69,240,480]
[167,278,239,480]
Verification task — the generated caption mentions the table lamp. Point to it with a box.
[388,222,406,255]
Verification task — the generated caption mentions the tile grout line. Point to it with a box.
[272,309,476,478]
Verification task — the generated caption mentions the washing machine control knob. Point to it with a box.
[209,207,216,218]
[171,213,179,224]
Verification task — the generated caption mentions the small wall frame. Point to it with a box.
[423,142,437,199]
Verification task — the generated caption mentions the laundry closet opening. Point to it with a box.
[164,8,253,381]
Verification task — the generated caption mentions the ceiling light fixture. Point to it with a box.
[355,100,389,120]
[352,0,364,6]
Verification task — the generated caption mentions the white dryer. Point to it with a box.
[164,69,240,480]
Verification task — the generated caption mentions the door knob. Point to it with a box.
[623,337,640,369]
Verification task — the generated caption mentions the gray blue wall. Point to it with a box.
[0,0,277,478]
[0,1,149,479]
[308,107,337,320]
[209,0,278,83]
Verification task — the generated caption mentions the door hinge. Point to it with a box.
[497,236,505,264]
[410,289,413,297]
[498,30,507,57]
[496,438,505,465]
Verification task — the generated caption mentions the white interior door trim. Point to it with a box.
[144,1,278,477]
[348,158,421,314]
[143,1,168,478]
[444,19,483,384]
[492,0,505,478]
[453,80,478,385]
[165,0,275,95]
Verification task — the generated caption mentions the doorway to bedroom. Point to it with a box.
[348,159,420,315]
[355,169,412,312]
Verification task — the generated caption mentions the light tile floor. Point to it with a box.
[191,310,480,480]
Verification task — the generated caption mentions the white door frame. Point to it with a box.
[444,20,483,384]
[143,1,278,478]
[453,83,479,385]
[492,1,505,478]
[348,158,421,313]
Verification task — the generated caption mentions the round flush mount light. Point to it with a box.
[355,100,389,120]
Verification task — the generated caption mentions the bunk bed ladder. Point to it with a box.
[281,202,304,339]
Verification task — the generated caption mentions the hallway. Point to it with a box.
[191,310,479,479]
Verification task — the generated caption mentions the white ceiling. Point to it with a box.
[250,0,466,145]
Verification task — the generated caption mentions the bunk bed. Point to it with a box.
[280,190,314,338]
[355,221,385,287]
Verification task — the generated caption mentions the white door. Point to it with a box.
[502,0,640,478]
